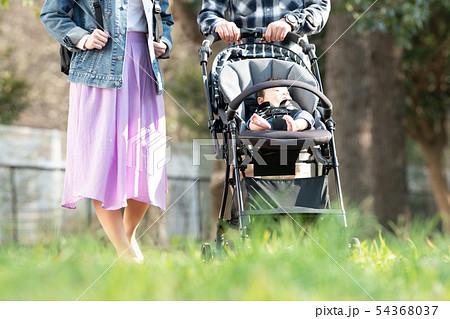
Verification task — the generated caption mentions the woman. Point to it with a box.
[40,0,174,263]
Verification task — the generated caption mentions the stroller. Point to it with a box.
[199,29,348,260]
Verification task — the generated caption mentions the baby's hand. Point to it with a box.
[250,114,271,130]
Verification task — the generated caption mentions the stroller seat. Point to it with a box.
[218,58,321,136]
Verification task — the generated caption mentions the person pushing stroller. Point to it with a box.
[197,0,331,67]
[248,78,315,131]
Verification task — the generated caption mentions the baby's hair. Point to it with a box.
[256,77,283,98]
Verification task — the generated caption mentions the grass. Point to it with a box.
[0,212,448,301]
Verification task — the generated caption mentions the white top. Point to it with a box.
[127,0,148,33]
[77,0,149,50]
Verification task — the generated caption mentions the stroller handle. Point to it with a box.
[200,28,306,58]
[227,79,333,121]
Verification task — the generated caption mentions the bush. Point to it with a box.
[0,48,30,125]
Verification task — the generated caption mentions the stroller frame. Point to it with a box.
[199,29,347,259]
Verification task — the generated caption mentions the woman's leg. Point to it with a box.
[123,199,150,261]
[93,199,141,262]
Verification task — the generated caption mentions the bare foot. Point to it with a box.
[118,247,144,264]
[250,113,271,130]
[283,115,298,131]
[120,255,144,264]
[130,239,145,263]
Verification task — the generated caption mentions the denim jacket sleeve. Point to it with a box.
[40,0,90,52]
[157,0,174,59]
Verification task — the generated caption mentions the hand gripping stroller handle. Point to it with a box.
[206,28,301,44]
[226,79,333,121]
[201,28,265,53]
[200,29,306,61]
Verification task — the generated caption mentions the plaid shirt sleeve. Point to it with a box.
[290,0,331,34]
[197,0,229,36]
[197,0,331,37]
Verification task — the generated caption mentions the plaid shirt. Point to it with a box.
[198,0,330,36]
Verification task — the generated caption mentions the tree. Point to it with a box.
[334,0,450,231]
[367,32,409,230]
[403,3,450,231]
[324,6,409,230]
[0,47,29,125]
[0,1,33,124]
[324,14,373,208]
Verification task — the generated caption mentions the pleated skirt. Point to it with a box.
[62,32,167,211]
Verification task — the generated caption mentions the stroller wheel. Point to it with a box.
[201,243,212,262]
[224,240,236,257]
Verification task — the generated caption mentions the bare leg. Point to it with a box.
[283,115,297,131]
[294,118,309,131]
[283,115,309,131]
[93,199,141,263]
[123,199,150,262]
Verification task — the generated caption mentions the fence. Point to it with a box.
[0,163,213,245]
[0,125,214,245]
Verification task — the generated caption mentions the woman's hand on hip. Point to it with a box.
[84,29,110,50]
[153,41,168,58]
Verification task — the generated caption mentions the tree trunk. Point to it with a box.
[324,14,410,229]
[324,13,373,208]
[368,32,409,229]
[412,115,450,232]
[423,145,450,232]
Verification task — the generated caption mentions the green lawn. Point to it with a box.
[0,213,448,301]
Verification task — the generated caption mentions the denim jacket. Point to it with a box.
[40,0,174,93]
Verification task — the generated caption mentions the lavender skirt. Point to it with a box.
[62,32,167,211]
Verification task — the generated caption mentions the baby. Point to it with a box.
[248,80,314,131]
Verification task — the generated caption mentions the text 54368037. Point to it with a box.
[376,305,438,316]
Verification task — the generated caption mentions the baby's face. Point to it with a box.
[262,87,292,105]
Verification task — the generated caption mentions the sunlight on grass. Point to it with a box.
[0,213,448,301]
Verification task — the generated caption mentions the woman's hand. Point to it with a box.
[153,41,168,57]
[84,29,110,50]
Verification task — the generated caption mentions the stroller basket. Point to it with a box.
[243,176,329,211]
[241,175,345,227]
[240,176,345,227]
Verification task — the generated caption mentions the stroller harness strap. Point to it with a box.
[256,99,303,130]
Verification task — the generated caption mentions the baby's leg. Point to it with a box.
[250,113,271,130]
[283,115,297,131]
[294,118,309,131]
[283,115,309,131]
